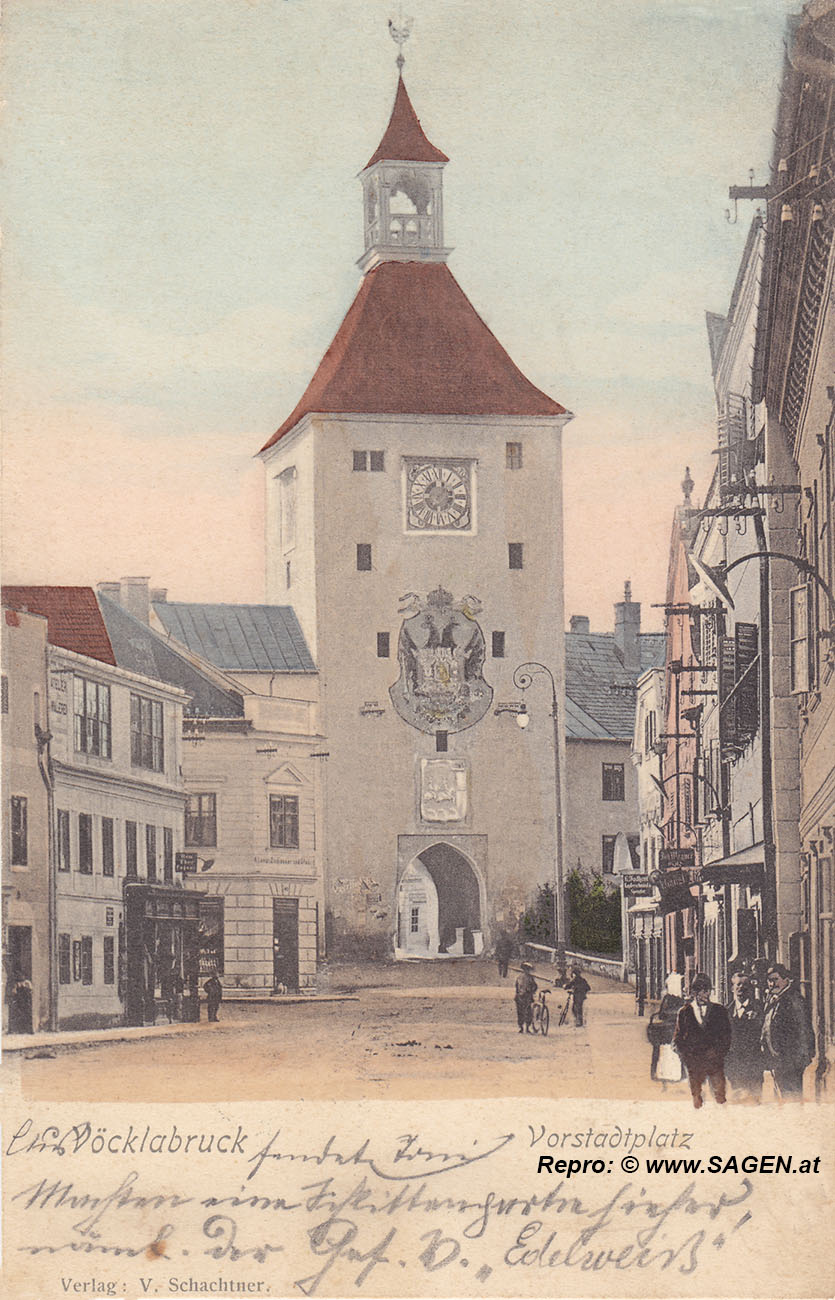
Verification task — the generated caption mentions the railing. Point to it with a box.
[522,941,626,983]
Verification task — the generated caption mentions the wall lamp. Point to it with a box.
[494,701,529,728]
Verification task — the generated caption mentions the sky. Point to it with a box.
[1,0,796,631]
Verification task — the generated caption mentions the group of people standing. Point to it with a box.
[649,962,815,1107]
[511,959,590,1032]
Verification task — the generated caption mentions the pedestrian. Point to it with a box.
[760,963,815,1101]
[204,972,223,1023]
[564,964,590,1027]
[672,973,732,1109]
[514,961,537,1034]
[494,930,514,979]
[750,957,769,1005]
[725,973,763,1102]
[647,972,684,1081]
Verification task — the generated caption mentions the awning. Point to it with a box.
[698,843,765,887]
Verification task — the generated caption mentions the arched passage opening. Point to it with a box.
[396,843,483,957]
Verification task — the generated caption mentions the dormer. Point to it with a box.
[358,76,451,273]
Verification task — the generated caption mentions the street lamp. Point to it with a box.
[511,661,566,966]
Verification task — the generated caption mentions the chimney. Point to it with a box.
[150,588,168,605]
[569,615,590,634]
[97,581,122,605]
[614,580,641,672]
[121,576,151,624]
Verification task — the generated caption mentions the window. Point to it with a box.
[353,450,384,471]
[10,796,27,866]
[126,820,138,878]
[644,710,656,753]
[269,795,299,849]
[105,907,114,926]
[78,813,93,874]
[80,935,93,986]
[436,731,448,753]
[146,825,157,882]
[790,585,810,693]
[163,826,174,883]
[410,906,420,934]
[492,631,506,658]
[278,466,297,552]
[285,560,291,588]
[58,934,71,985]
[101,817,114,877]
[57,809,71,871]
[74,677,112,758]
[377,632,390,658]
[506,442,523,469]
[186,794,217,847]
[602,763,625,801]
[602,836,616,872]
[627,834,640,869]
[1,675,7,713]
[508,542,524,570]
[356,543,372,572]
[131,694,164,771]
[103,935,115,985]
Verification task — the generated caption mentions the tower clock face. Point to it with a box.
[405,458,474,531]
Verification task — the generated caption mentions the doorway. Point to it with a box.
[5,926,33,1033]
[273,898,299,991]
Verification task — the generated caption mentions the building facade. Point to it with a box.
[2,607,51,1032]
[259,74,572,958]
[148,595,324,992]
[2,586,191,1029]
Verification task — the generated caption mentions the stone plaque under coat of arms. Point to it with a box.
[389,587,493,733]
[420,758,468,822]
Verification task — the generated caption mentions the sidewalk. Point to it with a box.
[2,992,359,1055]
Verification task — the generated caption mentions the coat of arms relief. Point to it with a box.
[389,587,493,732]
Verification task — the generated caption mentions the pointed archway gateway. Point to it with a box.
[396,842,484,958]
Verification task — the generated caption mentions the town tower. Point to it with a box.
[259,65,572,958]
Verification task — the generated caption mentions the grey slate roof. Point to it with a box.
[97,595,245,719]
[152,602,316,673]
[565,631,666,741]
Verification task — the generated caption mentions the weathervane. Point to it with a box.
[388,5,413,72]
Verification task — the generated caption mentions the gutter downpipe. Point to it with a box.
[755,513,778,963]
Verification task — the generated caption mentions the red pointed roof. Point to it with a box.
[2,586,116,665]
[365,76,449,168]
[260,261,566,452]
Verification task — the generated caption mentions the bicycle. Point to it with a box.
[530,988,551,1036]
[558,991,573,1027]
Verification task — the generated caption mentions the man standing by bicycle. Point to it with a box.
[564,964,590,1027]
[514,961,537,1034]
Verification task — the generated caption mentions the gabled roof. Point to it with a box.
[260,261,566,451]
[705,311,729,376]
[565,631,667,741]
[365,76,449,169]
[152,602,316,673]
[98,596,244,719]
[2,586,116,665]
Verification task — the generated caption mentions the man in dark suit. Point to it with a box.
[673,973,732,1109]
[760,963,815,1101]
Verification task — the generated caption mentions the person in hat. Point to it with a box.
[514,962,538,1033]
[564,964,591,1028]
[672,972,732,1109]
[204,972,223,1023]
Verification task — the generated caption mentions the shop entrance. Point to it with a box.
[124,884,203,1025]
[273,898,299,992]
[5,926,33,1033]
